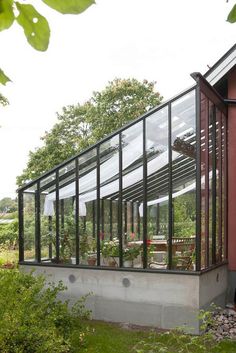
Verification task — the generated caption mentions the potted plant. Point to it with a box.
[123,244,141,267]
[101,238,120,267]
[80,233,97,266]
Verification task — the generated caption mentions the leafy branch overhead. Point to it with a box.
[227,3,236,22]
[0,0,95,85]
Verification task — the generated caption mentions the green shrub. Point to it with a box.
[0,270,90,353]
[0,220,18,248]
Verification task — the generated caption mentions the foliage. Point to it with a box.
[123,244,141,261]
[79,320,150,353]
[17,78,162,186]
[173,193,195,237]
[0,92,8,106]
[0,248,18,265]
[0,220,18,248]
[0,0,95,85]
[80,233,96,259]
[133,329,215,353]
[0,197,17,213]
[78,320,236,353]
[227,3,236,23]
[101,238,120,258]
[0,269,90,353]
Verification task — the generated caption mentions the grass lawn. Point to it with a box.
[79,321,150,353]
[79,320,236,353]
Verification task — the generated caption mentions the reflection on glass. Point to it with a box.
[78,149,97,266]
[23,189,36,261]
[171,90,196,271]
[200,93,208,270]
[146,106,169,269]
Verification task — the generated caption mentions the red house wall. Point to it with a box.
[227,66,236,270]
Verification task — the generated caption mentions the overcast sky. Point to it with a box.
[0,0,235,199]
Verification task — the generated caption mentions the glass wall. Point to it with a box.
[18,78,227,272]
[199,83,227,270]
[23,188,36,261]
[146,106,169,269]
[171,91,196,270]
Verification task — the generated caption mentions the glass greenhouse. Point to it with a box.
[18,73,227,273]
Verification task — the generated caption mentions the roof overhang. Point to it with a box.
[204,44,236,85]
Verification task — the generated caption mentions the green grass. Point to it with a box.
[78,320,236,353]
[79,321,150,353]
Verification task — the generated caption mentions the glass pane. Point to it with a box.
[59,160,75,177]
[23,188,36,261]
[40,173,56,263]
[122,122,143,269]
[171,90,196,271]
[78,149,97,266]
[216,108,222,263]
[222,114,226,260]
[208,101,214,266]
[40,173,56,189]
[146,106,169,270]
[99,136,119,267]
[200,93,209,270]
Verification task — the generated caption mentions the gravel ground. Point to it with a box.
[206,306,236,341]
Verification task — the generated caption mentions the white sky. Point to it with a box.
[0,0,235,199]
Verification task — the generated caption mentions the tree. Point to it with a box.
[17,78,162,186]
[0,0,95,85]
[0,197,17,213]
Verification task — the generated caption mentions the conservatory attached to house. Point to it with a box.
[18,45,236,332]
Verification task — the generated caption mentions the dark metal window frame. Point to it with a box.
[18,75,228,274]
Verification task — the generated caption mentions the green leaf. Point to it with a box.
[42,0,95,15]
[227,4,236,23]
[0,68,11,85]
[16,2,50,51]
[0,0,14,31]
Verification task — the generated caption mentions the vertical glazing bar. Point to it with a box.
[168,102,173,270]
[55,170,60,262]
[156,200,159,236]
[196,85,201,271]
[137,203,141,240]
[218,113,222,261]
[212,105,217,264]
[142,118,148,269]
[124,201,127,243]
[205,99,209,268]
[18,191,24,262]
[110,200,113,240]
[224,113,228,259]
[118,133,123,267]
[75,157,80,265]
[92,200,95,239]
[101,199,104,236]
[131,202,134,234]
[96,146,101,266]
[61,200,64,237]
[48,216,52,259]
[35,182,41,263]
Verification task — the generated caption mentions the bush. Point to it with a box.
[0,220,18,248]
[0,270,90,353]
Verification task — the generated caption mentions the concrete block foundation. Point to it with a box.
[20,264,228,334]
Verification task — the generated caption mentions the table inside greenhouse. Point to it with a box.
[129,237,195,254]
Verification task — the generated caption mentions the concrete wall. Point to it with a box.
[20,264,228,333]
[199,265,228,308]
